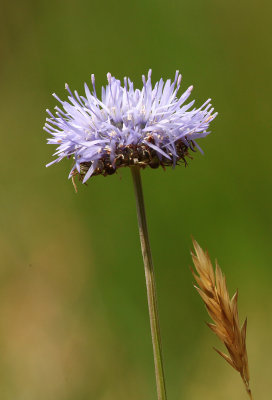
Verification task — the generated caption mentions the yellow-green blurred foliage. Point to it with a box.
[1,0,271,399]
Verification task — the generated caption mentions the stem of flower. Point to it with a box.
[131,166,167,400]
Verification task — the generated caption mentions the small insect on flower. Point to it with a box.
[44,70,217,185]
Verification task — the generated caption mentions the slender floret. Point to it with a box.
[44,70,217,184]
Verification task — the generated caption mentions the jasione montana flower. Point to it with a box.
[44,70,217,183]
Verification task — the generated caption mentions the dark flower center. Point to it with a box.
[72,138,194,182]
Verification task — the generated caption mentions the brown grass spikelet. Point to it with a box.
[190,239,253,400]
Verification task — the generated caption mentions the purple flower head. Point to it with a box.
[44,70,217,184]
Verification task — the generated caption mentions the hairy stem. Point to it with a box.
[131,166,167,400]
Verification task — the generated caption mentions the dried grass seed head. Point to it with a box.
[191,239,251,390]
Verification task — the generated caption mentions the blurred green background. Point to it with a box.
[1,0,271,399]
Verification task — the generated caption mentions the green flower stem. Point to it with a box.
[131,166,167,400]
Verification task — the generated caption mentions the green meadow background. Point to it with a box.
[1,0,271,399]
